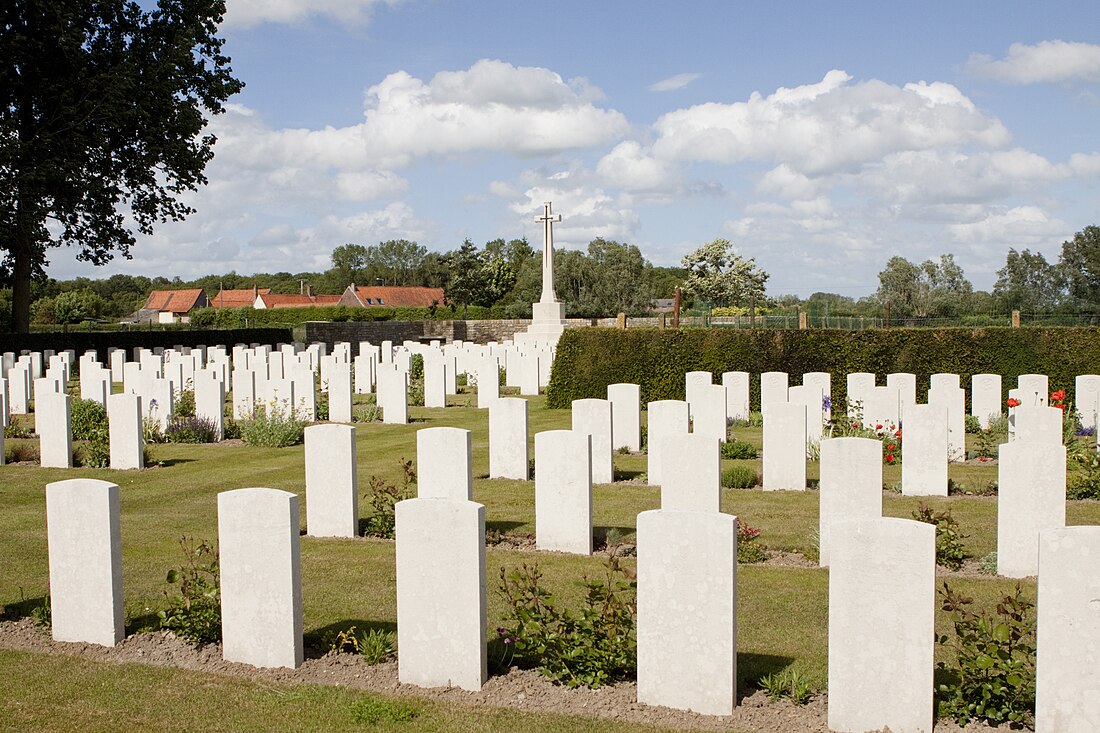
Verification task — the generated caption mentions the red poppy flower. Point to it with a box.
[1052,389,1066,401]
[979,456,987,462]
[887,443,896,450]
[875,423,883,430]
[852,422,859,428]
[1006,398,1021,408]
[886,453,895,463]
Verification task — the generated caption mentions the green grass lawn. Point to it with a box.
[2,393,1098,731]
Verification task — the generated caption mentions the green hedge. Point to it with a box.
[189,305,501,328]
[1,328,292,363]
[545,327,1100,410]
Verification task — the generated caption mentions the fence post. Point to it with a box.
[1012,310,1021,328]
[799,311,808,329]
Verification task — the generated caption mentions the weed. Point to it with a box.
[363,460,416,538]
[4,421,32,439]
[6,442,39,463]
[964,414,982,434]
[497,552,636,688]
[70,398,107,441]
[174,388,195,418]
[977,551,998,576]
[936,582,1035,726]
[158,536,221,645]
[617,445,630,455]
[758,668,814,704]
[912,503,968,570]
[747,411,764,427]
[76,424,111,468]
[165,416,220,443]
[721,465,758,489]
[1068,451,1100,499]
[240,400,306,447]
[354,403,382,423]
[720,440,758,460]
[358,628,396,665]
[737,518,767,563]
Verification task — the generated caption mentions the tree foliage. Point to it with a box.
[993,248,1064,313]
[680,239,768,307]
[876,254,974,319]
[1059,225,1100,308]
[0,0,244,331]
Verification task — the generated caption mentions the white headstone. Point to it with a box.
[646,400,689,486]
[721,371,750,422]
[928,384,966,461]
[637,507,736,715]
[1074,374,1100,432]
[607,383,641,452]
[886,372,916,417]
[38,391,72,468]
[684,370,712,419]
[846,372,875,418]
[327,361,354,423]
[1017,374,1049,407]
[1035,526,1100,732]
[659,433,720,513]
[218,488,303,669]
[901,403,949,497]
[396,428,486,690]
[423,358,446,408]
[788,383,823,455]
[107,393,143,470]
[862,385,900,431]
[489,397,528,480]
[763,402,806,491]
[692,383,729,445]
[571,398,613,484]
[46,479,124,646]
[305,424,358,538]
[828,518,935,733]
[818,437,882,566]
[760,371,788,414]
[534,430,592,554]
[998,440,1066,578]
[1015,405,1063,445]
[232,368,256,420]
[193,370,225,441]
[971,373,1003,429]
[476,358,499,409]
[377,365,408,425]
[803,372,831,421]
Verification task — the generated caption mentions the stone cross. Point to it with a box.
[535,201,562,304]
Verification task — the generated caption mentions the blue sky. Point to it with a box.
[50,0,1100,298]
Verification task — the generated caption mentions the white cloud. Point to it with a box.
[596,141,676,190]
[505,182,638,248]
[649,70,1010,175]
[757,164,822,200]
[649,73,702,92]
[948,206,1069,245]
[224,0,401,28]
[967,40,1100,84]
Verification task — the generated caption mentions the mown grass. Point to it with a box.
[2,393,1099,731]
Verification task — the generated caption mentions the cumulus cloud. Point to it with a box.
[967,40,1100,84]
[596,141,677,190]
[224,0,402,28]
[649,70,1011,175]
[948,206,1069,245]
[649,73,702,92]
[500,178,639,248]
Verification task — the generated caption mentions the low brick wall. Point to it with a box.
[304,318,616,347]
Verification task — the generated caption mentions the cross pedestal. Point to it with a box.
[518,202,567,347]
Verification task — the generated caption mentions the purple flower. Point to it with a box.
[822,396,832,411]
[503,638,511,645]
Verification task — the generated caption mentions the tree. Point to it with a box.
[680,239,768,308]
[1,0,244,331]
[583,238,653,316]
[993,248,1064,313]
[1059,225,1100,309]
[54,288,104,323]
[876,254,974,318]
[330,243,369,285]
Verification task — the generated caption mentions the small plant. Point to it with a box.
[315,390,329,421]
[912,503,968,570]
[76,424,111,468]
[616,445,630,455]
[737,518,766,563]
[964,414,982,434]
[497,552,636,688]
[326,625,362,654]
[240,400,307,447]
[158,536,221,644]
[720,440,758,460]
[1068,451,1100,499]
[409,354,424,381]
[70,398,107,441]
[173,388,195,418]
[407,379,424,406]
[5,421,32,439]
[354,403,383,423]
[722,465,758,489]
[142,417,166,444]
[30,591,51,629]
[978,551,998,576]
[5,441,39,463]
[801,530,820,564]
[747,411,764,427]
[758,668,814,704]
[936,582,1035,726]
[165,416,220,444]
[358,628,396,665]
[222,419,241,440]
[363,460,417,538]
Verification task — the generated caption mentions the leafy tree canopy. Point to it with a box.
[680,238,768,307]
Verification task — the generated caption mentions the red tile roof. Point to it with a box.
[211,288,270,308]
[257,293,343,309]
[351,286,445,308]
[143,289,207,313]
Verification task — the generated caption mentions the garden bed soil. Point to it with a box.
[0,618,1016,732]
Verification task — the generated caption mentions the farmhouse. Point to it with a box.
[337,284,446,308]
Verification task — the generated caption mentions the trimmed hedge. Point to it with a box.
[1,328,292,363]
[545,327,1100,410]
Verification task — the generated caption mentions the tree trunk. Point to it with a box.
[10,215,34,333]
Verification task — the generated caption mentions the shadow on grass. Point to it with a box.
[736,652,797,692]
[305,619,398,659]
[613,468,646,481]
[486,520,526,534]
[125,610,162,635]
[593,526,636,548]
[1,594,47,621]
[153,457,196,468]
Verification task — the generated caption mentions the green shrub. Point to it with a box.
[964,414,982,434]
[912,503,968,570]
[1068,452,1100,499]
[362,461,416,538]
[358,628,396,665]
[315,390,329,421]
[173,388,195,418]
[164,416,219,444]
[76,424,111,468]
[158,537,221,645]
[239,402,306,447]
[722,465,758,489]
[936,582,1035,726]
[747,411,764,427]
[758,668,814,705]
[720,440,758,459]
[737,518,766,563]
[978,552,998,576]
[497,554,636,688]
[70,398,107,441]
[409,354,424,381]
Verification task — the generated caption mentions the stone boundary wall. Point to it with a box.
[305,318,622,347]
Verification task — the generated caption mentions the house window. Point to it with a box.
[377,298,384,304]
[365,298,373,304]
